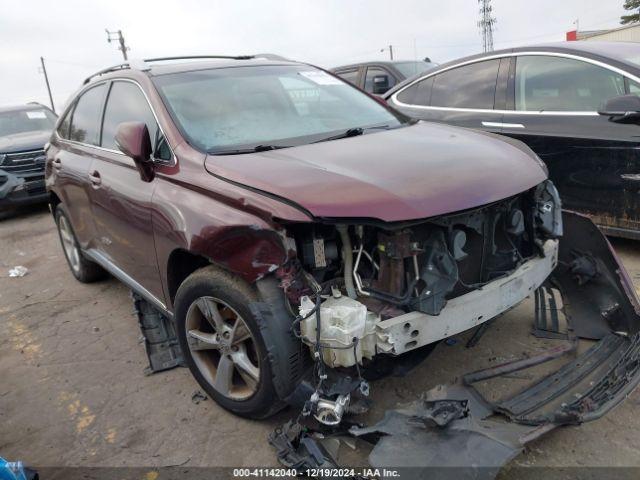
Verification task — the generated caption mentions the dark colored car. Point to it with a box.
[0,103,56,210]
[45,55,640,451]
[385,41,640,240]
[332,59,436,95]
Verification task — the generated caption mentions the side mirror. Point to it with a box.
[598,94,640,124]
[372,74,391,95]
[115,121,154,181]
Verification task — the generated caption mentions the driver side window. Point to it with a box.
[101,81,171,161]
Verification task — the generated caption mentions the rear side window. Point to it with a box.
[335,69,359,85]
[430,59,500,109]
[69,84,107,145]
[396,77,434,106]
[515,56,626,111]
[364,67,396,94]
[101,81,159,153]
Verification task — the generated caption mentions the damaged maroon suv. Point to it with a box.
[46,56,640,454]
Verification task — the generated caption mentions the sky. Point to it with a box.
[0,0,628,112]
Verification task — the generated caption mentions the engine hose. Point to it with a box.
[337,225,357,299]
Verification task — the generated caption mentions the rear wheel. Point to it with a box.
[175,266,287,418]
[55,204,106,283]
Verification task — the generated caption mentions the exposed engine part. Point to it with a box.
[506,208,525,235]
[301,237,338,269]
[534,180,563,238]
[450,228,468,260]
[299,291,377,367]
[413,230,459,315]
[311,392,350,426]
[337,225,357,299]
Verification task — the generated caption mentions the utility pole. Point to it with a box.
[106,29,130,61]
[380,45,394,60]
[478,0,496,53]
[39,57,55,113]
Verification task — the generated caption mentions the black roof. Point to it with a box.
[436,41,640,73]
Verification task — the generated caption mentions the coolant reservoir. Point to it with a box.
[299,292,373,368]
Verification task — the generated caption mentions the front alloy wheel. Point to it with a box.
[185,296,260,400]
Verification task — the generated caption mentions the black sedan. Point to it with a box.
[385,42,640,240]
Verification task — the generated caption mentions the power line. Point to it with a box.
[478,0,497,52]
[105,29,130,61]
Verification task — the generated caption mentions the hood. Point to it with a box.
[0,130,51,154]
[204,122,547,222]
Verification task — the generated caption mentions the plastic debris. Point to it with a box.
[8,266,28,278]
[445,337,458,346]
[191,390,208,404]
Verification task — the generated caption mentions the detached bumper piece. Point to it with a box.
[131,292,183,374]
[270,212,640,478]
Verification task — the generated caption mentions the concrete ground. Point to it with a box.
[2,204,640,476]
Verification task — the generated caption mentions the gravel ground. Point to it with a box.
[2,204,640,477]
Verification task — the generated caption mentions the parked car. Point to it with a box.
[46,56,640,439]
[332,59,436,95]
[385,41,640,240]
[0,103,56,211]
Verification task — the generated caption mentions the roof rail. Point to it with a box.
[82,53,290,85]
[83,63,131,85]
[143,55,255,63]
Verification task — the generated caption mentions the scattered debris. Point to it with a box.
[8,266,28,277]
[191,390,208,404]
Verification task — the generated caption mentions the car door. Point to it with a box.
[52,83,108,248]
[87,79,170,298]
[363,65,398,95]
[334,67,363,89]
[388,57,508,133]
[500,54,640,237]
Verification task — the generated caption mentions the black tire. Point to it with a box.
[55,204,107,283]
[175,266,290,419]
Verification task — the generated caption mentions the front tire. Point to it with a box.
[55,204,107,283]
[174,266,285,419]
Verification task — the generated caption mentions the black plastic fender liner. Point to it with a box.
[250,277,310,400]
[551,210,640,339]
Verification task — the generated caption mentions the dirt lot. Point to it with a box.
[2,204,640,475]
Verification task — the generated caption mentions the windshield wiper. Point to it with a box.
[311,125,392,144]
[209,144,291,155]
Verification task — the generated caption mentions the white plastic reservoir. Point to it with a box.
[299,292,377,368]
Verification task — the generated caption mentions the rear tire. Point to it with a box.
[175,266,288,419]
[55,204,107,283]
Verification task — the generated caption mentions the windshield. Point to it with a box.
[394,61,436,78]
[0,108,56,137]
[153,65,405,153]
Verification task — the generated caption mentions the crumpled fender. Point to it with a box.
[189,225,290,282]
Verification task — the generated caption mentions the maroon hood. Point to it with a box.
[204,122,547,222]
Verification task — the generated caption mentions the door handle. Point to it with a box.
[52,158,62,170]
[88,171,102,187]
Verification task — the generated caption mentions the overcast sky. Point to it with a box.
[0,0,627,111]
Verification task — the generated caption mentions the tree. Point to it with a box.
[621,0,640,24]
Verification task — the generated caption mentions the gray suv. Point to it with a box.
[0,103,56,210]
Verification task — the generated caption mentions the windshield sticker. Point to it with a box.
[299,71,343,85]
[26,111,47,119]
